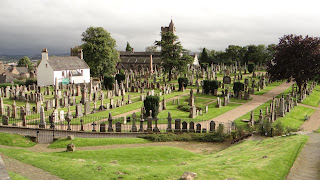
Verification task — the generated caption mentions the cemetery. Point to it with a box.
[1,17,320,180]
[0,60,320,179]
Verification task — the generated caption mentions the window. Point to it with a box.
[81,70,83,75]
[46,64,48,68]
[62,71,65,76]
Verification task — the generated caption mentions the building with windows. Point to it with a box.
[37,49,90,86]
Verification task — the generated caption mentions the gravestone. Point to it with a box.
[75,104,83,118]
[2,115,8,125]
[166,112,172,132]
[182,121,188,133]
[196,123,201,133]
[84,101,91,115]
[39,106,46,128]
[131,113,137,132]
[100,123,106,132]
[223,76,231,84]
[209,121,216,133]
[115,122,121,132]
[174,119,181,133]
[189,121,195,133]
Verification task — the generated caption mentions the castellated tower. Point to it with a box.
[161,19,176,35]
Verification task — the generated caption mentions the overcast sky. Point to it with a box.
[1,0,320,55]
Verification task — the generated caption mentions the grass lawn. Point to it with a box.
[254,81,284,95]
[8,171,29,180]
[0,135,308,180]
[234,100,272,129]
[301,85,320,107]
[277,106,315,130]
[48,137,151,149]
[0,132,36,147]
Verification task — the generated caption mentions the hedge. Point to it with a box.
[144,95,160,118]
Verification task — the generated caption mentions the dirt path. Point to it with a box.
[300,103,320,132]
[209,81,294,123]
[0,153,63,180]
[286,133,320,180]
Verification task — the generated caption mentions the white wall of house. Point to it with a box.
[37,59,54,86]
[54,69,90,85]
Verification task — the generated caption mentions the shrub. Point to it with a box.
[144,95,160,118]
[103,76,114,90]
[233,82,244,93]
[178,77,188,90]
[138,132,229,143]
[203,80,219,94]
[25,78,37,86]
[273,121,284,136]
[115,73,125,84]
[248,63,255,73]
[178,105,190,112]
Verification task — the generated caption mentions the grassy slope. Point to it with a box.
[48,138,151,149]
[0,135,308,180]
[0,132,35,147]
[277,106,315,130]
[8,171,29,180]
[301,85,320,107]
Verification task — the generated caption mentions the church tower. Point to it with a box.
[161,19,176,34]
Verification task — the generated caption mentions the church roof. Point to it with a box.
[47,56,90,71]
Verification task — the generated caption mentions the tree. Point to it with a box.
[267,34,320,92]
[81,27,119,77]
[18,56,34,71]
[199,48,210,68]
[126,42,133,52]
[145,45,158,52]
[155,32,193,81]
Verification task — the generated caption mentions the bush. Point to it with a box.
[178,77,188,91]
[248,63,255,73]
[144,95,160,118]
[203,80,219,94]
[0,83,12,89]
[233,82,244,93]
[103,76,114,90]
[273,121,284,136]
[178,105,190,112]
[139,132,229,143]
[115,73,125,84]
[25,78,37,86]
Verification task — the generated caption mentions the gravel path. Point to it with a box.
[286,133,320,180]
[0,153,63,180]
[300,103,320,132]
[210,81,294,123]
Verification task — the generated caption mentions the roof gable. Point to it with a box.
[47,56,90,71]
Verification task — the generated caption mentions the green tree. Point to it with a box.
[81,27,119,77]
[145,45,158,52]
[18,56,34,71]
[155,32,193,81]
[199,48,210,68]
[126,42,133,52]
[267,34,320,92]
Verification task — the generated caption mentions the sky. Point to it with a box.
[1,0,320,55]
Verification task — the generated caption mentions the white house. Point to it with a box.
[37,49,90,86]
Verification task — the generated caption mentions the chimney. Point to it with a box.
[78,49,83,59]
[41,49,48,61]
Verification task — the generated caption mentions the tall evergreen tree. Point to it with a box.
[125,42,133,52]
[155,32,193,81]
[199,48,210,68]
[81,27,119,77]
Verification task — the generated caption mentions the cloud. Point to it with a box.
[1,0,320,55]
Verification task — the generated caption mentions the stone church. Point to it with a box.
[116,19,199,72]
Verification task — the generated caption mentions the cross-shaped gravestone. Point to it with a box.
[66,117,72,130]
[91,122,97,132]
[80,119,84,131]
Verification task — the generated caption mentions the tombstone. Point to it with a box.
[84,101,91,115]
[250,110,255,126]
[100,123,106,132]
[2,115,8,125]
[115,122,121,132]
[182,121,188,133]
[108,112,113,132]
[223,76,231,84]
[174,119,181,133]
[11,101,17,118]
[147,111,153,133]
[91,122,97,132]
[205,105,208,113]
[39,106,46,128]
[189,121,195,133]
[196,123,201,133]
[75,104,83,118]
[60,110,65,122]
[166,112,172,132]
[209,121,216,133]
[131,113,138,132]
[189,106,197,118]
[0,97,3,115]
